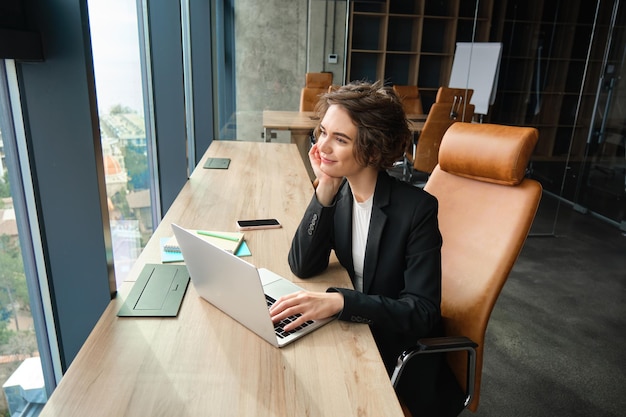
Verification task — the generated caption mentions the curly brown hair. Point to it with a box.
[313,81,411,170]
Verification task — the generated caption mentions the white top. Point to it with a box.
[352,194,373,292]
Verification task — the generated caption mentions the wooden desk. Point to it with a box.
[39,141,404,417]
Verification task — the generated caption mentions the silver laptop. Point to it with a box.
[171,224,333,347]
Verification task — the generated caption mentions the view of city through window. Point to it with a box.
[89,0,153,287]
[0,2,149,413]
[0,126,41,415]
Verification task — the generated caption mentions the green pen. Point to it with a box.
[196,230,240,242]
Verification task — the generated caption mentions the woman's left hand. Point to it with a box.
[269,291,344,332]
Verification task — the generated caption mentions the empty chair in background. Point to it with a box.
[299,72,333,112]
[401,87,475,184]
[393,85,424,115]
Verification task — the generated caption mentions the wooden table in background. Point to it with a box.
[262,111,318,180]
[38,141,404,417]
[262,111,425,137]
[262,110,425,181]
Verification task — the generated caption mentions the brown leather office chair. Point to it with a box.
[436,86,474,109]
[400,87,475,183]
[299,72,333,111]
[391,123,542,416]
[411,101,475,176]
[393,85,424,115]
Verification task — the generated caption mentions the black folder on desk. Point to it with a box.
[203,157,231,169]
[117,264,190,317]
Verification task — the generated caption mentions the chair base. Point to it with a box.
[396,359,468,417]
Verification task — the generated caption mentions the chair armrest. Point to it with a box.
[391,336,478,408]
[413,336,477,352]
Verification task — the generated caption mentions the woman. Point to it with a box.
[269,81,443,413]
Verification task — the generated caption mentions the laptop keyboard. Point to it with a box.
[266,294,314,339]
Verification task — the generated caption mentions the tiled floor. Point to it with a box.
[462,195,626,417]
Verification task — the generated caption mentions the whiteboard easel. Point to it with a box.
[448,42,502,116]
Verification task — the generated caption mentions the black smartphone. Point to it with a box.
[236,218,282,231]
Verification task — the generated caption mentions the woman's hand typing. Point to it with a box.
[269,290,344,332]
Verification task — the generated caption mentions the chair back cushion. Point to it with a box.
[300,73,333,111]
[300,87,327,111]
[305,72,332,88]
[393,85,424,115]
[424,123,541,411]
[413,102,474,173]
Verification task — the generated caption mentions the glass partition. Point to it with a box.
[490,0,625,235]
[214,0,348,143]
[569,1,625,231]
[213,0,625,234]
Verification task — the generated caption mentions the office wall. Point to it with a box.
[235,0,306,114]
[232,0,306,141]
[307,0,347,83]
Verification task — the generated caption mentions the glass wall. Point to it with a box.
[214,0,347,143]
[489,0,625,234]
[88,0,154,287]
[570,1,626,230]
[214,0,625,234]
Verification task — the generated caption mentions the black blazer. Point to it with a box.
[288,171,442,373]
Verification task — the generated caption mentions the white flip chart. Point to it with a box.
[449,42,502,116]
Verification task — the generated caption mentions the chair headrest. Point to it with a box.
[438,123,538,185]
[305,72,333,88]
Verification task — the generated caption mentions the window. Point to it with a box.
[0,62,50,417]
[88,0,153,287]
[0,127,42,416]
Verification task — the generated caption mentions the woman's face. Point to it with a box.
[316,104,366,179]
